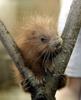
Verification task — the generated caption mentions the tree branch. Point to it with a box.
[54,0,81,74]
[0,20,46,100]
[51,0,81,98]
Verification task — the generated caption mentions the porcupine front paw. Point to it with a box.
[21,76,46,93]
[35,75,46,85]
[21,78,36,93]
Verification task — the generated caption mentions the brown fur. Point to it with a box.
[14,16,62,83]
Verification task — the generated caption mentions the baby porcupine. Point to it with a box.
[14,16,62,91]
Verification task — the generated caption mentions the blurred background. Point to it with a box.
[0,0,60,100]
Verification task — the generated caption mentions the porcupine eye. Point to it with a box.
[40,35,49,43]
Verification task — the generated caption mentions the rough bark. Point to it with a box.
[54,0,81,74]
[51,0,81,98]
[0,0,81,100]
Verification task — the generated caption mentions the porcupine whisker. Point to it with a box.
[42,50,52,70]
[32,47,47,65]
[46,50,49,63]
[45,50,50,64]
[42,49,49,66]
[42,51,47,66]
[43,51,49,73]
[45,51,51,71]
[47,51,52,62]
[42,50,47,66]
[33,49,46,65]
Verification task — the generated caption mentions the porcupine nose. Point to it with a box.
[48,37,63,50]
[55,38,63,48]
